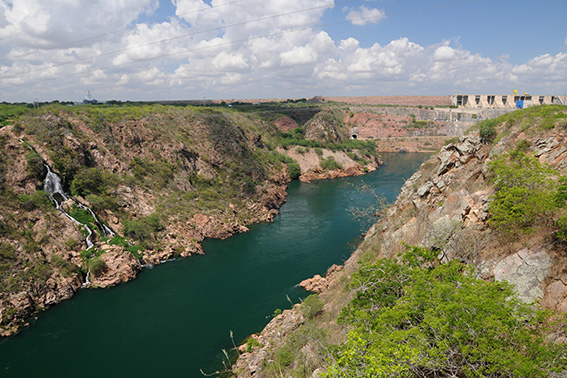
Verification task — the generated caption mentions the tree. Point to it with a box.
[326,245,567,377]
[488,151,557,234]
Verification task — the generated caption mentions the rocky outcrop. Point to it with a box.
[0,106,295,336]
[377,127,567,308]
[88,247,142,288]
[493,246,552,303]
[282,146,381,183]
[234,305,306,377]
[233,107,567,377]
[299,264,343,293]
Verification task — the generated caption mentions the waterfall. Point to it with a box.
[22,139,116,286]
[43,164,68,209]
[42,165,95,250]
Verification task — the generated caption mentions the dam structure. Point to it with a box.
[451,94,565,109]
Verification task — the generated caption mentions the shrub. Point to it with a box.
[70,167,117,197]
[301,294,324,319]
[319,156,341,171]
[479,119,498,143]
[245,337,263,352]
[18,191,52,211]
[275,346,294,366]
[328,246,567,377]
[26,151,46,180]
[123,213,163,241]
[287,162,301,179]
[89,256,106,276]
[488,152,557,233]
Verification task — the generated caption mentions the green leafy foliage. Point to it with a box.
[0,104,31,127]
[478,118,498,144]
[123,213,164,242]
[555,176,567,241]
[26,151,46,180]
[319,156,341,171]
[130,156,175,190]
[301,294,324,319]
[287,162,301,179]
[327,245,567,377]
[89,256,106,276]
[488,151,557,233]
[70,167,118,197]
[18,191,52,211]
[69,207,101,235]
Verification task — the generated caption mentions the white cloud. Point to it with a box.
[0,0,565,101]
[433,45,457,61]
[213,51,249,71]
[280,46,317,66]
[345,6,386,26]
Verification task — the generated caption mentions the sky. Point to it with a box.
[0,0,566,102]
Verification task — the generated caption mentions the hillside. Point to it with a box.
[233,105,567,377]
[0,103,380,336]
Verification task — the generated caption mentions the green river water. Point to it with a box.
[0,152,428,378]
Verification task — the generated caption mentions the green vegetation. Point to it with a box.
[478,118,498,143]
[245,337,263,353]
[301,294,324,319]
[0,103,32,127]
[319,156,341,171]
[26,150,46,180]
[488,151,560,234]
[269,322,328,376]
[18,191,52,211]
[325,244,567,377]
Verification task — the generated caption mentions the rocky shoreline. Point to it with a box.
[232,107,567,377]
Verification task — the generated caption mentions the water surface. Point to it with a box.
[0,152,428,377]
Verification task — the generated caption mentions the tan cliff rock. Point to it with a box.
[233,106,567,377]
[0,103,380,337]
[0,107,293,336]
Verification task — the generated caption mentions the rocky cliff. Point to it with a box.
[0,102,382,336]
[233,105,567,377]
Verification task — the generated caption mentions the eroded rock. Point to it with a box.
[493,246,552,303]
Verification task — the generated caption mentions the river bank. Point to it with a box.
[0,152,430,377]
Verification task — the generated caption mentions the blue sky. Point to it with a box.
[0,0,565,102]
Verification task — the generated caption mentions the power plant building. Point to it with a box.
[451,94,565,109]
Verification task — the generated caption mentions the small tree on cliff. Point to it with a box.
[488,151,557,234]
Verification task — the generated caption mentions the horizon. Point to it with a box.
[1,0,566,103]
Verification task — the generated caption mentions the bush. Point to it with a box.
[488,152,557,233]
[245,337,263,352]
[301,294,324,319]
[18,191,52,211]
[479,119,498,143]
[123,213,163,241]
[319,156,341,171]
[89,256,106,276]
[287,162,301,179]
[328,246,567,377]
[26,151,46,180]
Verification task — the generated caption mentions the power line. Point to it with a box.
[1,0,359,79]
[0,0,248,63]
[2,0,477,89]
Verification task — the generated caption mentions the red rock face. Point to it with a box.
[272,116,298,132]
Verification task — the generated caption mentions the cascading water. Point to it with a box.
[43,164,94,250]
[21,139,115,286]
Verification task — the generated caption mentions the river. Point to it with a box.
[0,152,429,377]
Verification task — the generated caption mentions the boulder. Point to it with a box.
[493,246,552,303]
[299,275,327,293]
